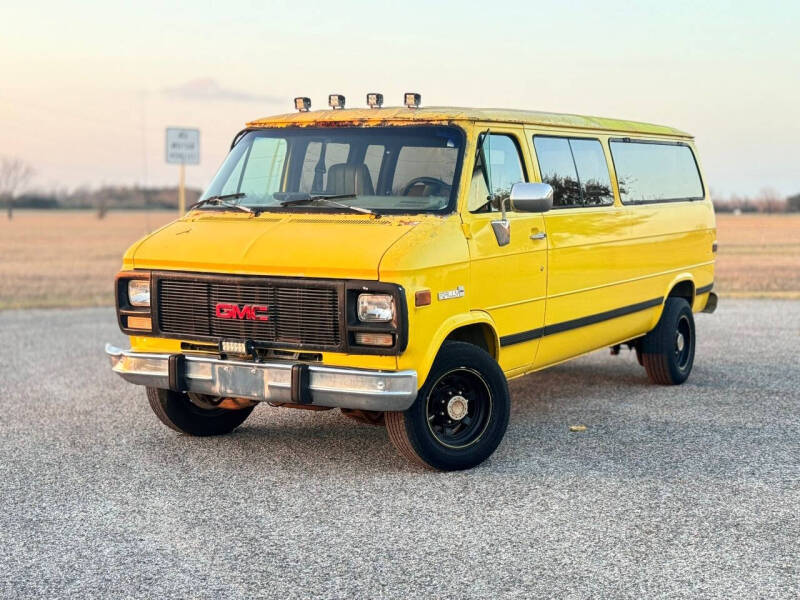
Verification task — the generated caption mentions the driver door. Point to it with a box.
[462,127,548,375]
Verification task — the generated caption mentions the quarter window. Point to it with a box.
[533,136,613,208]
[609,140,704,204]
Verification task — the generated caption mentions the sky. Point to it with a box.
[1,0,798,198]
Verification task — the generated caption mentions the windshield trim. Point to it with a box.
[207,124,468,216]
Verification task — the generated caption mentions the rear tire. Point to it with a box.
[385,341,510,471]
[640,298,696,385]
[146,387,254,436]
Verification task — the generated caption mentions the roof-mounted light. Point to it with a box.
[294,97,311,112]
[404,92,421,109]
[366,92,383,109]
[328,94,346,110]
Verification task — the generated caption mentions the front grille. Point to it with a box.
[157,276,341,349]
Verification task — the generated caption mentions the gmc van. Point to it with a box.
[107,95,717,470]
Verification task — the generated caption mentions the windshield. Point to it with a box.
[200,126,465,214]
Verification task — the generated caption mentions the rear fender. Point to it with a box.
[647,274,695,330]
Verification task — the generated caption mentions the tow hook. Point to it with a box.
[188,393,256,411]
[217,397,258,410]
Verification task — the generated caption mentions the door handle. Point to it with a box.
[529,232,547,240]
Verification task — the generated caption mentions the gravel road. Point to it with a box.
[1,301,798,599]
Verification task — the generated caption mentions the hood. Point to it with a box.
[130,212,423,280]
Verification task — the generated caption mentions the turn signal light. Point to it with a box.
[354,332,394,347]
[126,316,152,330]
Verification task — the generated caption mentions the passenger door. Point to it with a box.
[462,128,548,375]
[527,133,639,368]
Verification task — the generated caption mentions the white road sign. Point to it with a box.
[165,127,200,165]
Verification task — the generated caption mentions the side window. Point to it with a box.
[533,137,581,207]
[609,140,704,204]
[468,133,526,212]
[238,137,287,199]
[569,139,614,205]
[533,136,613,208]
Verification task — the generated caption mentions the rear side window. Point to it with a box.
[609,140,704,204]
[533,136,613,208]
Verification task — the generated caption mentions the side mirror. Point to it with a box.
[510,183,553,213]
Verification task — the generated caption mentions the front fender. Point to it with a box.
[407,311,499,389]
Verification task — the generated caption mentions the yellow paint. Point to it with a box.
[119,107,715,389]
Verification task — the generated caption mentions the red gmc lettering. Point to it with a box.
[215,303,269,321]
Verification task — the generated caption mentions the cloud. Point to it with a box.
[163,78,284,104]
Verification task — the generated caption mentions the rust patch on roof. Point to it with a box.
[245,106,692,138]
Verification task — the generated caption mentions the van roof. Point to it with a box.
[246,106,692,138]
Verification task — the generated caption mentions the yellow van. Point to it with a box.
[106,94,717,470]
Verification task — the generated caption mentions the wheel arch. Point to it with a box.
[414,312,500,388]
[648,274,696,330]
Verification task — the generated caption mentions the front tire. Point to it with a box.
[385,341,510,471]
[146,387,254,436]
[640,298,696,385]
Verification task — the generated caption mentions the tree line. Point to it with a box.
[2,155,798,217]
[711,189,800,213]
[0,155,200,218]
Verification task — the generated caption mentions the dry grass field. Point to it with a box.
[0,211,798,309]
[714,214,800,297]
[0,211,174,309]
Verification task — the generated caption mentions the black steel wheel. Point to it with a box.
[640,297,696,385]
[385,341,510,471]
[425,367,493,449]
[146,387,254,436]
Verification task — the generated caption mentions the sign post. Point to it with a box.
[165,127,200,214]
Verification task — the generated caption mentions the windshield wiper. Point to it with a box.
[279,193,377,216]
[189,193,252,213]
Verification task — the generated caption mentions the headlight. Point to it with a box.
[128,280,151,307]
[357,293,394,322]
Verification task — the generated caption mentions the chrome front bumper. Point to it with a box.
[105,344,418,412]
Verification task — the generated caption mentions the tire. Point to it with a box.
[640,298,696,385]
[146,387,254,436]
[385,341,510,471]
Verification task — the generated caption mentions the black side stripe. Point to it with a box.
[499,327,545,346]
[696,283,714,295]
[499,297,664,347]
